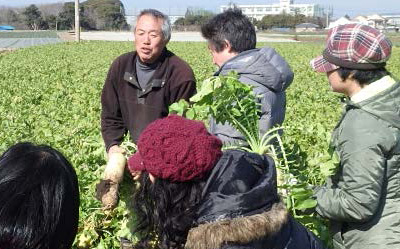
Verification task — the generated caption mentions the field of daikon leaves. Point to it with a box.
[0,40,399,249]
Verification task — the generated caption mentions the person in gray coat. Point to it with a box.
[201,8,294,145]
[310,24,400,249]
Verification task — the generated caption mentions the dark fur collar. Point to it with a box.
[185,202,288,249]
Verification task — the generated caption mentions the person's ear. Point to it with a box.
[149,173,156,183]
[223,39,232,52]
[348,71,356,80]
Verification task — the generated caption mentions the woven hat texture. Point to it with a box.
[311,23,392,72]
[128,115,223,182]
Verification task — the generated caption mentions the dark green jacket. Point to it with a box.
[314,78,400,249]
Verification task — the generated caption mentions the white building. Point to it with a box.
[220,0,324,21]
[367,14,386,29]
[382,13,400,26]
[329,14,400,31]
[328,16,353,29]
[352,16,369,26]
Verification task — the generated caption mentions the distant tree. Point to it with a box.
[186,7,213,17]
[57,2,75,30]
[38,3,63,17]
[258,13,317,30]
[105,12,128,30]
[45,14,58,30]
[185,8,193,17]
[82,0,128,30]
[293,13,306,26]
[175,7,213,26]
[312,16,325,28]
[22,4,43,30]
[0,8,25,29]
[37,17,49,30]
[5,9,20,24]
[174,17,185,26]
[57,2,93,30]
[56,0,127,30]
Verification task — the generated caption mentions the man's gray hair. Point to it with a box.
[134,9,171,42]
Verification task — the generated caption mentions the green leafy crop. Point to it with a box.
[0,40,398,249]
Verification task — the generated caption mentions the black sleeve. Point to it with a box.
[101,58,127,151]
[169,79,197,104]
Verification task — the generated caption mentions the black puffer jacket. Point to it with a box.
[185,150,325,249]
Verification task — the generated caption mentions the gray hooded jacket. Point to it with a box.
[209,47,294,145]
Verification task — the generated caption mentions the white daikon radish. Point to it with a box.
[99,152,126,209]
[104,152,126,183]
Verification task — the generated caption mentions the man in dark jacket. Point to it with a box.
[201,8,293,145]
[101,9,196,156]
[310,24,400,249]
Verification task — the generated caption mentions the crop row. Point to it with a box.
[0,41,398,248]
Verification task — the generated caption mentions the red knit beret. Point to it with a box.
[128,115,223,182]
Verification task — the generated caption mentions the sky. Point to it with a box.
[0,0,399,18]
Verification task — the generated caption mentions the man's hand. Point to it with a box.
[108,145,125,158]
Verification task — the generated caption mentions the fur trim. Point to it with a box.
[185,202,288,249]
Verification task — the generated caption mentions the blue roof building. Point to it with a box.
[0,26,15,31]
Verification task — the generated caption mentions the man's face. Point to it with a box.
[327,70,347,94]
[208,44,228,67]
[207,42,237,68]
[135,15,167,64]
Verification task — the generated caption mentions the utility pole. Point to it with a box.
[326,12,329,28]
[324,6,333,28]
[75,0,80,42]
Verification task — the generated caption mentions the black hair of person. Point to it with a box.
[201,7,256,53]
[132,173,205,249]
[0,142,80,249]
[337,67,390,86]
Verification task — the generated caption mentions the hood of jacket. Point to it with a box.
[185,150,288,249]
[348,78,400,130]
[215,47,294,93]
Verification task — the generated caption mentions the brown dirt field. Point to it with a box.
[57,31,75,41]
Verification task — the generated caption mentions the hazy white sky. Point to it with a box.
[0,0,399,18]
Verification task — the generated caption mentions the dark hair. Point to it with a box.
[337,67,390,86]
[132,173,205,249]
[0,142,80,249]
[201,8,256,53]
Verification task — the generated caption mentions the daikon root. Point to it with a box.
[104,152,126,183]
[96,152,126,210]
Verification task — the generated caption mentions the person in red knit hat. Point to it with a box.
[127,115,325,249]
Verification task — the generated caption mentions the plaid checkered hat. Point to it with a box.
[311,23,392,73]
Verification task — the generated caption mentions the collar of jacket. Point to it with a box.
[186,202,288,249]
[351,75,397,103]
[338,81,400,130]
[123,48,171,96]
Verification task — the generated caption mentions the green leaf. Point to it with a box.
[295,198,317,210]
[169,99,189,115]
[186,108,195,120]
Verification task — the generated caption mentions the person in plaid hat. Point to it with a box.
[126,115,326,249]
[310,23,400,249]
